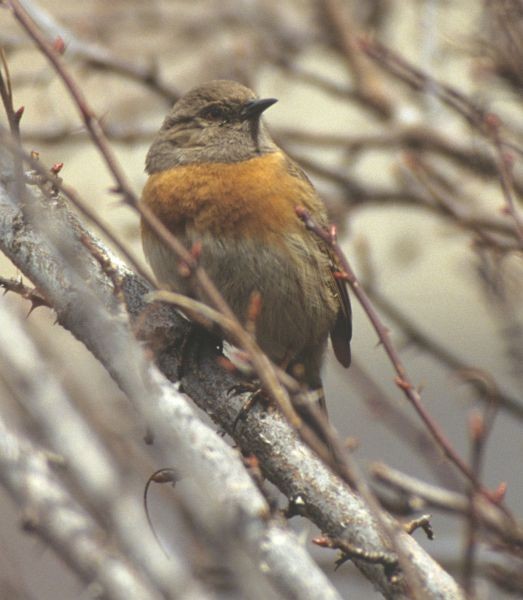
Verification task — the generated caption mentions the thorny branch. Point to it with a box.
[296,207,506,505]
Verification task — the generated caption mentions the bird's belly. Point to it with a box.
[142,227,337,362]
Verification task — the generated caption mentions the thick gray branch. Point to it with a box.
[0,411,165,600]
[0,146,343,599]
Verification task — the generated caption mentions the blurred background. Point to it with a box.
[0,0,522,597]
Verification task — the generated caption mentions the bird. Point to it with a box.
[140,79,351,410]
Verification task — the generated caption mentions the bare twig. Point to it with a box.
[361,37,523,160]
[0,126,154,286]
[403,515,434,540]
[349,360,462,491]
[0,275,49,310]
[371,463,523,548]
[486,114,523,245]
[7,0,180,102]
[364,286,523,421]
[321,0,392,118]
[0,412,167,600]
[296,207,505,506]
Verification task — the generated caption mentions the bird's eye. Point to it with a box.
[201,105,227,121]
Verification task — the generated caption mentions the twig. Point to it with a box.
[296,207,504,506]
[360,38,488,132]
[321,0,392,119]
[0,126,154,287]
[371,463,523,548]
[404,154,522,250]
[8,0,180,102]
[0,48,22,139]
[365,286,523,421]
[484,561,523,597]
[0,413,167,600]
[361,37,523,160]
[278,124,523,199]
[463,415,483,596]
[463,383,499,595]
[403,515,434,540]
[0,275,49,310]
[486,114,523,246]
[349,360,462,491]
[314,535,399,577]
[20,120,157,143]
[0,47,25,204]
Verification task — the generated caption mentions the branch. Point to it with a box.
[11,0,180,102]
[371,463,523,548]
[296,207,506,506]
[364,285,523,422]
[0,144,344,600]
[0,411,167,600]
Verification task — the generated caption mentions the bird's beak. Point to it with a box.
[241,97,278,120]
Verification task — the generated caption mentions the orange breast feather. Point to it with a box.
[141,152,313,240]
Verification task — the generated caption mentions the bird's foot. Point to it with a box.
[228,380,267,432]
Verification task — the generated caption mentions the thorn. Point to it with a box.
[26,300,43,317]
[329,224,337,244]
[295,205,307,219]
[14,105,24,124]
[484,112,501,130]
[312,536,331,548]
[52,36,66,55]
[177,262,191,278]
[50,162,64,175]
[468,411,485,442]
[190,240,202,261]
[333,270,349,281]
[395,376,412,391]
[492,482,507,503]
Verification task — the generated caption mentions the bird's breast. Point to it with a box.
[141,151,312,240]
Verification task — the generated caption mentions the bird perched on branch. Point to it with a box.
[141,79,351,408]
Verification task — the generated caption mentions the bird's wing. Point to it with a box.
[327,249,352,367]
[284,155,352,367]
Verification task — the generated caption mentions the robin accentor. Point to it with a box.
[140,80,351,404]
